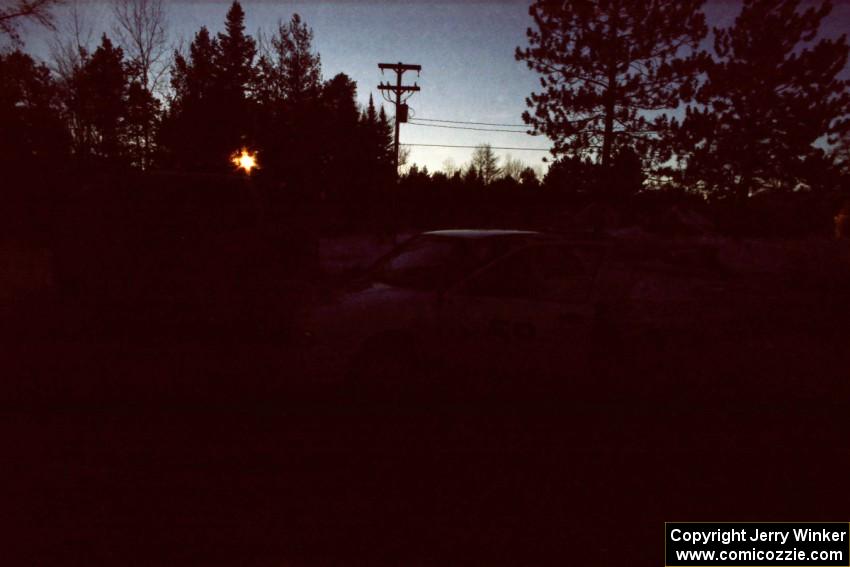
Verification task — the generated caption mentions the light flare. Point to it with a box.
[231,148,258,174]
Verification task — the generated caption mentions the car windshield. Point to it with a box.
[371,235,516,290]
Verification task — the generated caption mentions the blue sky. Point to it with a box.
[17,0,850,174]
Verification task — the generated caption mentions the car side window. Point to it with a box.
[537,246,585,278]
[535,245,594,303]
[457,244,606,302]
[457,249,540,299]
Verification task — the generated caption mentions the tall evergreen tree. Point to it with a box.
[215,1,256,102]
[516,0,707,170]
[362,93,377,126]
[319,73,360,200]
[162,3,258,171]
[357,100,396,203]
[214,1,256,155]
[359,94,393,178]
[124,79,160,169]
[255,13,322,108]
[67,35,128,163]
[377,105,394,169]
[171,27,217,106]
[0,49,68,237]
[160,26,220,170]
[675,0,850,199]
[278,14,321,105]
[0,50,68,178]
[253,13,323,192]
[322,73,359,127]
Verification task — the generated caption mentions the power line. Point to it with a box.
[401,143,551,151]
[413,117,529,128]
[408,121,540,135]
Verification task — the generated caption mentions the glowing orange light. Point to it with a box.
[231,148,258,174]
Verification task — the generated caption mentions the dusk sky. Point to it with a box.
[19,0,850,174]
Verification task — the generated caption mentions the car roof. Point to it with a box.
[421,229,542,239]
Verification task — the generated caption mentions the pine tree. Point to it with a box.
[675,0,850,199]
[215,1,256,101]
[359,94,386,175]
[161,3,259,171]
[69,34,128,162]
[252,13,324,193]
[354,94,394,227]
[124,79,160,169]
[463,164,482,188]
[170,26,218,108]
[160,26,220,170]
[322,73,359,127]
[319,73,360,200]
[214,1,256,155]
[377,105,394,168]
[0,49,69,236]
[516,0,707,169]
[363,93,377,126]
[0,50,68,172]
[543,156,596,194]
[255,13,322,108]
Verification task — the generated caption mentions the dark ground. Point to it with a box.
[2,236,850,566]
[3,333,850,566]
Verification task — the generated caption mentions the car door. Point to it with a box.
[436,244,601,390]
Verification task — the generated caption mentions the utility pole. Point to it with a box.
[378,62,421,175]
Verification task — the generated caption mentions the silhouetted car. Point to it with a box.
[303,228,793,404]
[303,230,633,397]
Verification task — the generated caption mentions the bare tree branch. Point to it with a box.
[112,0,168,95]
[48,0,92,81]
[0,0,63,45]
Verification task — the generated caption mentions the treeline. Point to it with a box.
[392,151,838,238]
[391,0,850,235]
[3,0,850,241]
[1,1,397,238]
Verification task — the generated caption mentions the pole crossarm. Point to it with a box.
[377,83,420,93]
[379,63,421,72]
